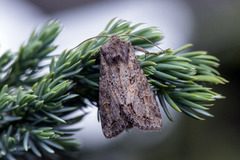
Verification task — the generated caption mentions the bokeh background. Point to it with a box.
[0,0,239,160]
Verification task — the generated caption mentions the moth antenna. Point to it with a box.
[72,34,164,51]
[72,35,111,50]
[121,34,164,51]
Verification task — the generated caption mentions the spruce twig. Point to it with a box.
[0,18,227,159]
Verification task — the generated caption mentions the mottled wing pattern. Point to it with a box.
[124,42,162,130]
[99,35,162,138]
[99,36,129,138]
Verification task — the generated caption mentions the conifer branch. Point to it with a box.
[0,20,61,88]
[0,18,227,159]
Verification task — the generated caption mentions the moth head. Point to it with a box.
[110,34,121,44]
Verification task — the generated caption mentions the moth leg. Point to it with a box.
[134,46,151,55]
[134,46,158,60]
[91,50,100,57]
[134,46,170,55]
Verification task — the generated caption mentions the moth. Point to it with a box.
[98,35,162,138]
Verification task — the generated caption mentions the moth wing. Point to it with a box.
[99,53,127,138]
[124,43,162,130]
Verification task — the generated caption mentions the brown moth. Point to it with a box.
[99,35,162,138]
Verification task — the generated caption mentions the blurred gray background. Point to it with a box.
[0,0,239,160]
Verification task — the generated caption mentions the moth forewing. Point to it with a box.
[99,35,162,138]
